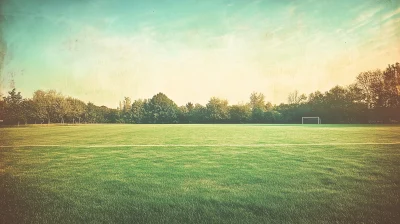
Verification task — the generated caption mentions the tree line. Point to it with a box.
[0,63,399,125]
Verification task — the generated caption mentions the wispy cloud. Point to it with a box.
[381,7,400,21]
[346,6,384,34]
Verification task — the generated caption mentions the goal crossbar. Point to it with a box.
[302,117,321,124]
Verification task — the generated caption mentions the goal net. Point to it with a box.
[302,117,321,124]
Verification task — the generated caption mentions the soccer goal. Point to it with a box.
[302,117,321,124]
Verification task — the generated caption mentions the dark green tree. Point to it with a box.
[146,93,179,124]
[131,99,146,124]
[189,103,207,123]
[3,88,23,125]
[178,105,189,123]
[229,104,251,123]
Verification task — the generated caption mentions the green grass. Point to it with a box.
[1,124,399,223]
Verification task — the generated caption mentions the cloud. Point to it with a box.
[346,6,383,34]
[381,7,400,21]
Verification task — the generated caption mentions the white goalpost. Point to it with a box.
[302,117,321,124]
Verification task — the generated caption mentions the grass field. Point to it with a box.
[1,124,399,223]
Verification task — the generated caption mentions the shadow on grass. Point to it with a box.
[0,173,76,224]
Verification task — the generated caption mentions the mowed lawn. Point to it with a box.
[0,125,399,223]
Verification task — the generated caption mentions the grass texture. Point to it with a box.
[0,124,399,223]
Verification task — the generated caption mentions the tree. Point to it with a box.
[123,97,132,112]
[265,102,273,111]
[275,103,301,123]
[105,108,120,123]
[206,97,230,123]
[146,93,179,124]
[251,107,265,123]
[382,62,400,108]
[324,86,349,123]
[54,95,69,124]
[186,102,194,112]
[32,90,65,124]
[121,97,133,123]
[345,84,368,123]
[85,102,101,123]
[229,104,251,123]
[0,97,4,122]
[250,92,266,110]
[249,92,268,123]
[4,61,398,125]
[98,106,112,123]
[65,97,86,124]
[288,90,307,105]
[304,91,325,120]
[32,90,48,123]
[131,99,146,124]
[308,91,325,106]
[178,106,189,123]
[20,99,37,124]
[264,110,283,123]
[356,69,384,108]
[190,103,207,123]
[354,64,400,122]
[3,88,23,125]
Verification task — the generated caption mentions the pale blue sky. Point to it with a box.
[1,0,399,107]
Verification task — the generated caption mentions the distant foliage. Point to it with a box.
[0,63,399,125]
[206,97,230,123]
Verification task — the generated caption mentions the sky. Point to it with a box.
[0,0,399,107]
